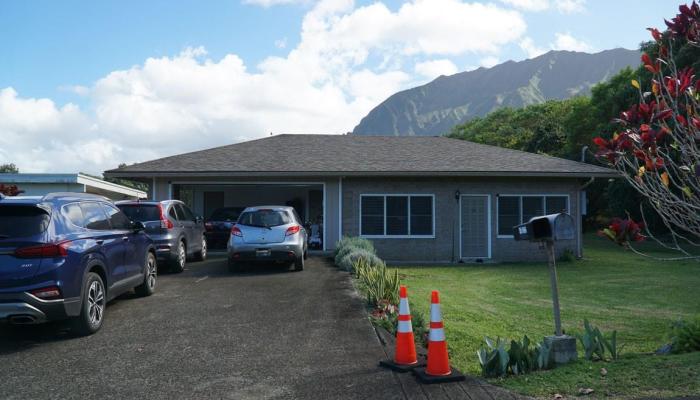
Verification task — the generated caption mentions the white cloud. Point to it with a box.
[479,56,500,68]
[555,0,585,14]
[499,0,585,13]
[2,0,529,174]
[552,32,592,52]
[499,0,549,11]
[519,36,547,58]
[414,59,458,79]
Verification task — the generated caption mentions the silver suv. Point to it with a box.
[227,206,307,272]
[117,200,206,272]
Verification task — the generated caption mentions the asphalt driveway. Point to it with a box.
[0,256,404,400]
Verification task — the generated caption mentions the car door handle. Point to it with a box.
[95,240,104,245]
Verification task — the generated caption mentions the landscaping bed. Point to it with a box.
[396,234,700,399]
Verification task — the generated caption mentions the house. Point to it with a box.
[0,173,147,200]
[104,134,617,263]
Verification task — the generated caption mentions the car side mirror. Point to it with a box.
[132,221,146,232]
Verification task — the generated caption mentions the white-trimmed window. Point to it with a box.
[497,195,569,237]
[360,194,434,237]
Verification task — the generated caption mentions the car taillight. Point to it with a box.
[231,226,243,237]
[158,204,174,229]
[285,225,301,236]
[14,242,70,258]
[31,286,62,300]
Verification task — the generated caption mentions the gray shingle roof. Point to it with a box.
[105,134,616,178]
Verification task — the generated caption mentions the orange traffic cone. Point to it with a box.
[379,285,423,372]
[414,291,465,384]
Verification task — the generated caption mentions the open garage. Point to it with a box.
[171,182,326,250]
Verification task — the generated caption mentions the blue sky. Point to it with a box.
[0,0,683,173]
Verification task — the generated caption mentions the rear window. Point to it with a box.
[118,204,161,222]
[210,208,242,221]
[238,210,291,228]
[0,205,51,239]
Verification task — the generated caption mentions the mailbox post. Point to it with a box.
[514,212,577,364]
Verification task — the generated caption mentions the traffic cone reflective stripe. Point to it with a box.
[393,285,418,365]
[425,290,452,376]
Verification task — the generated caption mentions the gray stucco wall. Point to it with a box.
[341,177,582,263]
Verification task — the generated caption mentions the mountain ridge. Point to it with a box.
[352,48,640,136]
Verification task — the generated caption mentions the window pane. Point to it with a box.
[0,206,51,238]
[102,204,132,230]
[498,196,520,236]
[61,203,85,227]
[546,196,568,214]
[386,196,408,235]
[522,196,544,223]
[81,202,111,230]
[168,205,179,220]
[410,196,433,235]
[180,204,196,221]
[361,196,384,235]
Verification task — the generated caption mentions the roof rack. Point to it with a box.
[41,192,110,201]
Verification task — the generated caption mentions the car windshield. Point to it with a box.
[209,208,242,221]
[117,204,161,222]
[237,209,291,228]
[0,205,51,239]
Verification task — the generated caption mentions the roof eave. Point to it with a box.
[104,170,620,179]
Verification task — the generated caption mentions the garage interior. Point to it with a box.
[171,183,325,249]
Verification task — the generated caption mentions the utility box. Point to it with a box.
[513,213,575,242]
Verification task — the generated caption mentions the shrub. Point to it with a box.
[577,319,623,361]
[669,316,700,354]
[354,257,399,306]
[369,302,428,346]
[559,249,575,262]
[337,248,382,273]
[334,236,375,257]
[477,336,552,378]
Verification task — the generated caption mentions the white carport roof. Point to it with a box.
[0,173,147,199]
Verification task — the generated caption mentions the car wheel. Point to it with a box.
[135,252,157,297]
[294,255,304,271]
[72,272,106,336]
[195,236,207,261]
[171,241,186,273]
[227,258,239,273]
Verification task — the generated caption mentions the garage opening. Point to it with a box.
[171,183,325,251]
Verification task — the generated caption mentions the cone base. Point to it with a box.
[379,358,424,372]
[413,367,466,384]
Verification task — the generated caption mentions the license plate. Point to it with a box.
[256,249,271,257]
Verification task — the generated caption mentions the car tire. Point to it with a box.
[294,255,304,271]
[171,241,186,273]
[72,272,106,336]
[194,236,207,261]
[135,252,157,297]
[227,258,239,273]
[303,250,308,260]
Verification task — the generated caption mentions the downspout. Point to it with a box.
[578,146,595,259]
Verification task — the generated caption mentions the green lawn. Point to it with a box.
[395,235,700,399]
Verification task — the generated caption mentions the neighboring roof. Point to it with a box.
[105,134,617,178]
[0,173,147,198]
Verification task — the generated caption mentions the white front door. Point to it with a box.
[460,195,491,259]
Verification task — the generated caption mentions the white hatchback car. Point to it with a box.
[227,206,308,272]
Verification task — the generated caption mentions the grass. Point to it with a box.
[395,234,700,399]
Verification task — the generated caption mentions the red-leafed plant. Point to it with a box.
[594,2,700,259]
[0,184,23,196]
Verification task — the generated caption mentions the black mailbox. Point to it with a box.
[513,213,575,242]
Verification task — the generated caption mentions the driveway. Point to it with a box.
[0,256,404,400]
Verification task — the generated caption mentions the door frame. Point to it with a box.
[459,194,492,260]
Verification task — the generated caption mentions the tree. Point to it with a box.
[594,2,700,259]
[0,184,23,196]
[0,163,19,173]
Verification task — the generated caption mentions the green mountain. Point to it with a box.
[352,48,640,136]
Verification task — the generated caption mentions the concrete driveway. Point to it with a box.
[0,256,404,400]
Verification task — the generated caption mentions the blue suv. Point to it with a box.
[0,192,157,336]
